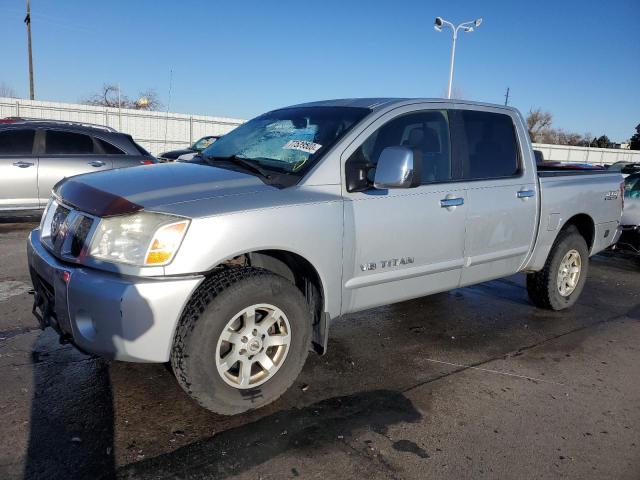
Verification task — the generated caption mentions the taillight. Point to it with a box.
[140,159,154,165]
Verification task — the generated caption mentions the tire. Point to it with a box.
[171,266,311,415]
[526,226,589,311]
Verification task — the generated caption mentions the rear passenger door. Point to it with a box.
[0,128,39,211]
[451,107,538,286]
[38,129,112,205]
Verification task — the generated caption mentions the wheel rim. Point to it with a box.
[215,303,291,389]
[557,249,582,297]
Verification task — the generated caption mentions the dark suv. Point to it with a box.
[0,120,156,215]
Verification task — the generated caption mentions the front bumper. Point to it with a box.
[27,229,203,362]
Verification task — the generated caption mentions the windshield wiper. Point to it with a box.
[204,155,272,179]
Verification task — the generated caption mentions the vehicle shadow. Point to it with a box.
[23,286,155,479]
[23,331,116,480]
[117,389,422,480]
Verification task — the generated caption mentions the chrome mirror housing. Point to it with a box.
[373,146,421,189]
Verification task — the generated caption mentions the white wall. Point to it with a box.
[0,97,244,155]
[2,97,639,164]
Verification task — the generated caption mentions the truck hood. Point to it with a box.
[54,163,274,217]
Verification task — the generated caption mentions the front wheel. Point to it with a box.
[171,267,311,415]
[526,226,589,310]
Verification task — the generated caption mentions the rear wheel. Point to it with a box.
[526,226,589,310]
[171,267,311,415]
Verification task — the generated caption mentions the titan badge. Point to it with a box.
[360,257,415,272]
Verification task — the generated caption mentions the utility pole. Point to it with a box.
[504,87,510,106]
[24,0,35,100]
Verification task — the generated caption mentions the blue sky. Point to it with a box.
[1,0,639,141]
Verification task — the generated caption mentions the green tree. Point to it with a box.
[630,133,640,150]
[591,135,613,149]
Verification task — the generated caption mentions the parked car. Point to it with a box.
[608,161,640,178]
[27,98,623,415]
[157,135,219,162]
[0,119,156,215]
[612,172,640,254]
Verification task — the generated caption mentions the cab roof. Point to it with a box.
[286,97,519,114]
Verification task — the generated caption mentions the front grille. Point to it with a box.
[70,215,93,256]
[50,204,70,246]
[41,199,97,261]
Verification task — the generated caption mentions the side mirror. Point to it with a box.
[374,146,421,189]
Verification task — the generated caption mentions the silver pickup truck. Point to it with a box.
[27,98,623,415]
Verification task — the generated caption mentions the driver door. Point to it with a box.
[341,104,467,314]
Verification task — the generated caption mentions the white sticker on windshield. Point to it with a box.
[283,140,322,154]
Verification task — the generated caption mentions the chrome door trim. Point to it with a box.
[12,161,35,168]
[517,189,535,198]
[440,197,464,208]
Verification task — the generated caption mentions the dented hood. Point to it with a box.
[54,162,274,217]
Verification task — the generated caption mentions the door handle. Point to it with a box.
[440,197,464,208]
[12,161,34,168]
[87,160,106,167]
[517,190,535,199]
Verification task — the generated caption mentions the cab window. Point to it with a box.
[346,110,451,191]
[453,110,520,180]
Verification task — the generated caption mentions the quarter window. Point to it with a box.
[96,138,125,154]
[455,110,520,179]
[346,110,452,190]
[0,129,35,155]
[45,130,94,155]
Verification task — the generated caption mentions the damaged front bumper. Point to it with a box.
[27,228,203,362]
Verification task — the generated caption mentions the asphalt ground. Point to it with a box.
[0,221,638,480]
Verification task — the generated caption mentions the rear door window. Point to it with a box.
[0,129,36,155]
[453,110,520,180]
[45,130,95,155]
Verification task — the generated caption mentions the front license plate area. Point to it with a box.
[31,272,57,330]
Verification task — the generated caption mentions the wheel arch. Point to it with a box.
[560,213,595,252]
[214,249,330,355]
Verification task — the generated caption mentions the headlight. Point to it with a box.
[89,212,189,266]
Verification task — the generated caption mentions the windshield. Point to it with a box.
[625,174,640,198]
[192,136,216,151]
[201,106,370,175]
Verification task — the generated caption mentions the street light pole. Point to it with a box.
[447,28,458,100]
[434,17,482,99]
[25,0,35,100]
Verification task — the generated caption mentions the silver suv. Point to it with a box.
[0,120,155,215]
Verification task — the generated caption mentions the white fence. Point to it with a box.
[2,97,639,164]
[532,143,640,166]
[0,97,244,155]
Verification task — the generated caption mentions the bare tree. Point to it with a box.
[83,84,162,111]
[0,82,18,98]
[526,108,553,143]
[131,89,162,110]
[83,84,129,108]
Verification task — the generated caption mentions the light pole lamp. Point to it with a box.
[434,16,482,99]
